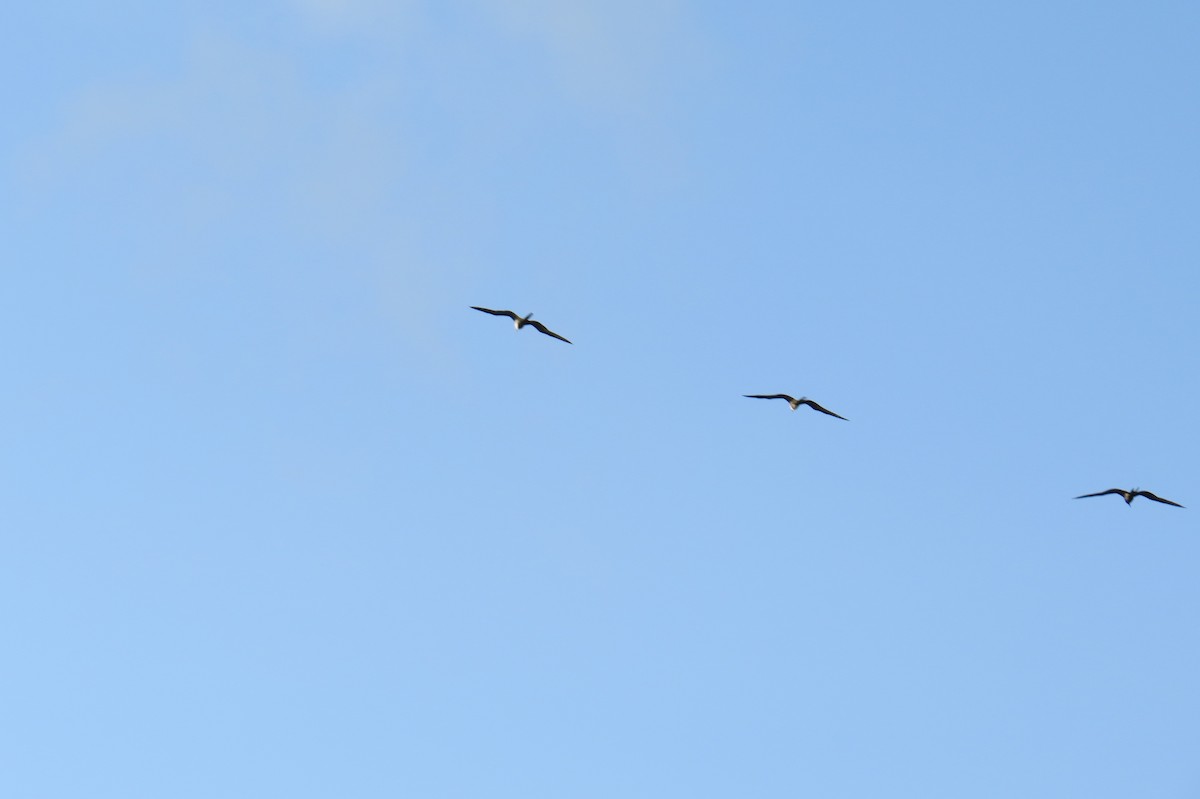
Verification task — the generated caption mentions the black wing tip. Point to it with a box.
[803,400,848,420]
[471,306,517,319]
[528,320,572,343]
[1141,491,1185,508]
[1074,489,1119,499]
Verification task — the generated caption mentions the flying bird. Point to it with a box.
[743,394,848,421]
[1073,488,1184,508]
[470,307,572,344]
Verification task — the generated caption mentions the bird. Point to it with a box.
[1073,488,1184,508]
[743,394,848,420]
[470,307,572,344]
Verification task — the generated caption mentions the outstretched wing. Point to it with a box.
[470,306,519,319]
[800,399,848,420]
[1074,489,1124,500]
[743,394,796,402]
[1136,490,1185,508]
[527,319,572,344]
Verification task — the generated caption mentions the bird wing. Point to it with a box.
[1136,490,1185,508]
[1074,489,1124,500]
[527,319,572,344]
[743,394,796,402]
[470,306,519,319]
[800,399,848,420]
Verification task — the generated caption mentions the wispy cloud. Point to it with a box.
[13,2,706,358]
[21,34,403,236]
[19,0,703,239]
[284,0,703,112]
[476,0,701,112]
[290,0,421,37]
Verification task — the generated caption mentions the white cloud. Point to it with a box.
[476,0,699,111]
[282,0,703,113]
[11,3,706,359]
[18,33,407,247]
[291,0,420,37]
[10,28,485,364]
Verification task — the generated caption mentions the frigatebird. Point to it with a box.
[743,394,848,421]
[470,307,572,344]
[1073,488,1184,508]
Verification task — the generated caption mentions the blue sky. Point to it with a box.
[3,1,1198,796]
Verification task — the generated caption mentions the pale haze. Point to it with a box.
[2,2,1198,797]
